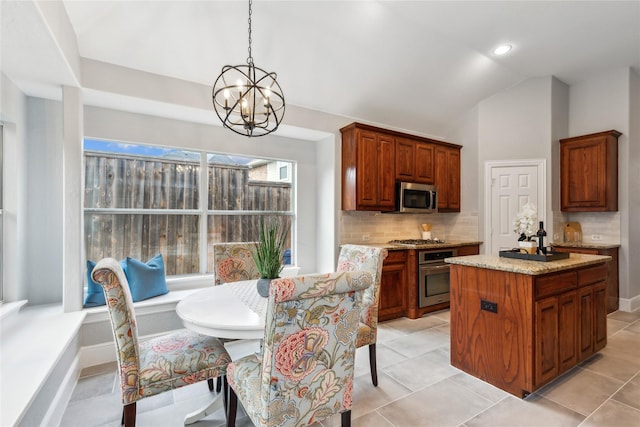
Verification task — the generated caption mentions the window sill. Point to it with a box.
[0,300,28,321]
[83,288,204,324]
[0,304,85,426]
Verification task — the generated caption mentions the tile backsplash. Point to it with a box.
[340,210,620,246]
[340,211,479,244]
[553,211,621,244]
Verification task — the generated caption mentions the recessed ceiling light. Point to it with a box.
[493,44,512,55]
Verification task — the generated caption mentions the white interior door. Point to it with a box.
[485,160,546,255]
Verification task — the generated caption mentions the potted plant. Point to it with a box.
[250,218,288,297]
[513,203,538,254]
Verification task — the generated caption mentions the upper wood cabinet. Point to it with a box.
[434,145,461,212]
[341,122,461,212]
[560,130,620,212]
[395,137,434,184]
[341,123,396,211]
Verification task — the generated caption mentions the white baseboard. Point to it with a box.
[42,354,82,427]
[79,341,117,368]
[618,295,640,312]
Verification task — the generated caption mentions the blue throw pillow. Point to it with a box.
[125,254,169,302]
[84,259,127,308]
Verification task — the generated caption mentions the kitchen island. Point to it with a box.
[445,253,611,397]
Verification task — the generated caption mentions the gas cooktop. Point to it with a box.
[388,238,445,246]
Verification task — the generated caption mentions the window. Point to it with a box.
[83,139,294,278]
[279,165,288,180]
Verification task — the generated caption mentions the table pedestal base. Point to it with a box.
[184,392,224,425]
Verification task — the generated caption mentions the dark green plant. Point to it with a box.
[250,218,288,279]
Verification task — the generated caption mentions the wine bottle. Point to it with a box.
[536,221,547,254]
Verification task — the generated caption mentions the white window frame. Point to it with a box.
[83,139,296,282]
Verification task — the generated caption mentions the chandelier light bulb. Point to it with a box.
[223,89,230,109]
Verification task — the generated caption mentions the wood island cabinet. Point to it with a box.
[552,245,619,313]
[395,137,434,184]
[434,145,461,212]
[341,123,396,211]
[450,257,609,397]
[560,130,620,212]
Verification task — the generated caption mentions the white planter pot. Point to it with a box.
[519,240,538,254]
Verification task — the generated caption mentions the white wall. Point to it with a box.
[567,67,638,309]
[25,97,65,305]
[1,73,28,302]
[315,134,338,273]
[445,105,480,213]
[476,76,558,246]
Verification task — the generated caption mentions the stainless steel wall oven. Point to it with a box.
[418,248,457,307]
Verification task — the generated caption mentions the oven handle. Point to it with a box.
[420,264,451,273]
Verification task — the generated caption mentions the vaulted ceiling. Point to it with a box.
[2,1,639,139]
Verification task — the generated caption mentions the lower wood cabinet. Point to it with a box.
[578,281,607,360]
[535,291,578,387]
[552,245,619,313]
[378,250,409,322]
[379,244,480,322]
[533,265,608,390]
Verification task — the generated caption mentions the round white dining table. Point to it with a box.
[176,280,267,424]
[176,279,267,341]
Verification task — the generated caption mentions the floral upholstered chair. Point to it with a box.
[211,242,261,391]
[91,258,232,427]
[336,244,388,386]
[213,242,260,285]
[226,270,373,427]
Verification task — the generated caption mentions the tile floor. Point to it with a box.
[60,309,640,427]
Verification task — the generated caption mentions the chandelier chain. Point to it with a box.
[212,0,284,136]
[247,0,253,65]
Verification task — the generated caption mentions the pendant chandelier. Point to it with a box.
[212,0,285,137]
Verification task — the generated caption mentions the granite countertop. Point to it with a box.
[365,240,483,251]
[445,253,611,275]
[550,242,621,249]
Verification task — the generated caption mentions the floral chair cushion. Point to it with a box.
[213,242,260,285]
[92,258,231,405]
[227,270,373,426]
[336,245,387,346]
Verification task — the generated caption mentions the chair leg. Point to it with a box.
[226,385,238,427]
[368,343,378,387]
[341,410,351,427]
[122,402,136,427]
[217,376,222,393]
[223,376,229,414]
[208,378,214,391]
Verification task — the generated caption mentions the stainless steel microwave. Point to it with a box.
[395,182,438,213]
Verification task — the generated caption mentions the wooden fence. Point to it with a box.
[84,152,292,275]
